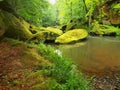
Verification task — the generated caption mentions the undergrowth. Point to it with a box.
[91,20,120,36]
[100,25,120,36]
[33,43,92,90]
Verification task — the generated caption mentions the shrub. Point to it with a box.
[35,43,91,90]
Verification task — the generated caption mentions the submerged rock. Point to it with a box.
[55,29,88,43]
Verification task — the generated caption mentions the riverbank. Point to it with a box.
[0,38,91,90]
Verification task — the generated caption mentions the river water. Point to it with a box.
[58,36,120,89]
[58,36,120,76]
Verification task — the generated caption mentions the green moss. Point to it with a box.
[46,27,63,35]
[30,31,48,43]
[5,26,32,40]
[0,10,33,40]
[25,71,44,83]
[40,27,63,35]
[24,71,47,90]
[0,10,6,37]
[30,27,63,43]
[1,38,23,46]
[41,27,63,40]
[21,47,52,68]
[55,29,88,43]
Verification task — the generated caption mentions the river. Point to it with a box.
[58,36,120,76]
[57,36,120,89]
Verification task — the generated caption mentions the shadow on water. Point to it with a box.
[58,36,120,76]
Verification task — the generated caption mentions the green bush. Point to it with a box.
[35,43,91,90]
[91,20,120,36]
[101,25,120,36]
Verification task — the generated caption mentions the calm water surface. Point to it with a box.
[59,36,120,75]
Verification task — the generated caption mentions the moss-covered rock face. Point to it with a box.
[55,29,88,43]
[95,0,120,26]
[0,10,6,38]
[30,31,48,43]
[0,10,33,40]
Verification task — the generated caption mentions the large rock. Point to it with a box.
[0,10,33,40]
[30,27,63,43]
[55,29,88,43]
[40,27,63,35]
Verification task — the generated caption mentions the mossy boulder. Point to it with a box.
[30,27,63,43]
[30,31,49,43]
[0,10,33,40]
[29,24,39,34]
[60,21,76,32]
[40,27,63,35]
[55,29,88,43]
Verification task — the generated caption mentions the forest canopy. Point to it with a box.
[0,0,120,27]
[0,0,57,26]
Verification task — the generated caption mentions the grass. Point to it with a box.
[33,43,92,90]
[0,38,91,90]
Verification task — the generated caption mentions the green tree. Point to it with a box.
[42,3,57,26]
[3,0,50,26]
[57,0,87,25]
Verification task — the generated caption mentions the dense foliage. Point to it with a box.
[36,43,91,90]
[1,0,119,27]
[42,4,57,26]
[56,0,87,24]
[7,0,50,26]
[0,0,57,26]
[56,0,120,26]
